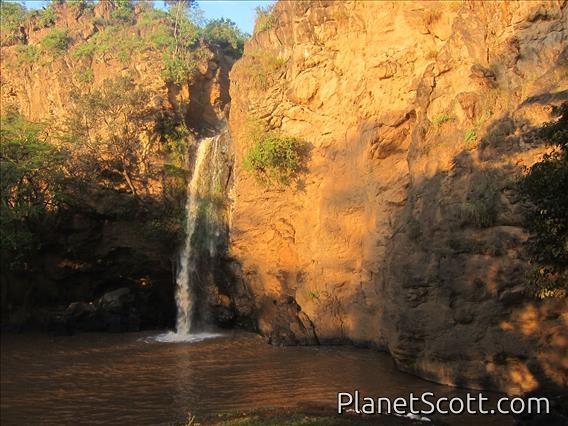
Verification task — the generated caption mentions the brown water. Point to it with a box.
[1,331,512,425]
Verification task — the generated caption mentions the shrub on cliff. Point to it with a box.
[16,44,39,64]
[522,102,568,298]
[40,28,71,54]
[110,0,135,24]
[36,2,57,28]
[243,130,306,187]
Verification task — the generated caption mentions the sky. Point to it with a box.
[189,1,274,35]
[19,0,275,34]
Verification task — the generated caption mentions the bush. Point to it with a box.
[110,0,134,23]
[0,111,66,270]
[464,127,477,147]
[73,41,97,59]
[247,50,288,90]
[433,113,453,126]
[40,28,70,54]
[522,102,568,298]
[75,67,94,83]
[37,4,57,28]
[243,130,306,186]
[16,44,39,64]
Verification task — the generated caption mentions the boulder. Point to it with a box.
[97,287,131,313]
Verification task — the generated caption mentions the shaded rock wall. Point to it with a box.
[229,0,568,393]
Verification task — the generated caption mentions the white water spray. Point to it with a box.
[154,134,225,343]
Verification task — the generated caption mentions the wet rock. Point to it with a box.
[97,288,131,313]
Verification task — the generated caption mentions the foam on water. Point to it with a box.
[147,331,224,343]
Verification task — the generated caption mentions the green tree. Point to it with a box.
[0,0,27,46]
[37,2,57,28]
[164,0,196,53]
[110,0,134,23]
[203,18,246,59]
[523,102,568,298]
[0,112,66,270]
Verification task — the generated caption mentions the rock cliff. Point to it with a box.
[229,1,568,393]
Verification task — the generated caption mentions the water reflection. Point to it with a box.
[1,331,512,425]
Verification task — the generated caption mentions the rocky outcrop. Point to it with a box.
[229,1,568,393]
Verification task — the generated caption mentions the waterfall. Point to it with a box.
[174,136,215,335]
[155,131,228,343]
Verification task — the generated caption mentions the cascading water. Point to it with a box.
[174,136,214,335]
[156,131,228,343]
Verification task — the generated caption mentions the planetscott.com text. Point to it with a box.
[337,390,549,415]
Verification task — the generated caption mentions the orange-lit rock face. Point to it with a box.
[229,1,568,392]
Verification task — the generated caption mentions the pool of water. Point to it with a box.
[1,330,512,425]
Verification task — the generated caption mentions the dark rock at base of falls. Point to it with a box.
[46,287,142,335]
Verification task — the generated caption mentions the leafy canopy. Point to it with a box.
[203,18,246,59]
[0,111,66,269]
[40,28,70,54]
[0,0,26,46]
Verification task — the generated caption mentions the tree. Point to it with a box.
[65,77,158,198]
[164,0,197,54]
[0,0,27,46]
[110,0,135,23]
[158,0,205,84]
[0,111,66,269]
[523,102,568,298]
[203,18,246,59]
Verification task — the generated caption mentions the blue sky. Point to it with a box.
[191,1,274,34]
[20,0,275,34]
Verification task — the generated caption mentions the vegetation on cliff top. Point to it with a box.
[253,4,277,35]
[0,0,247,82]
